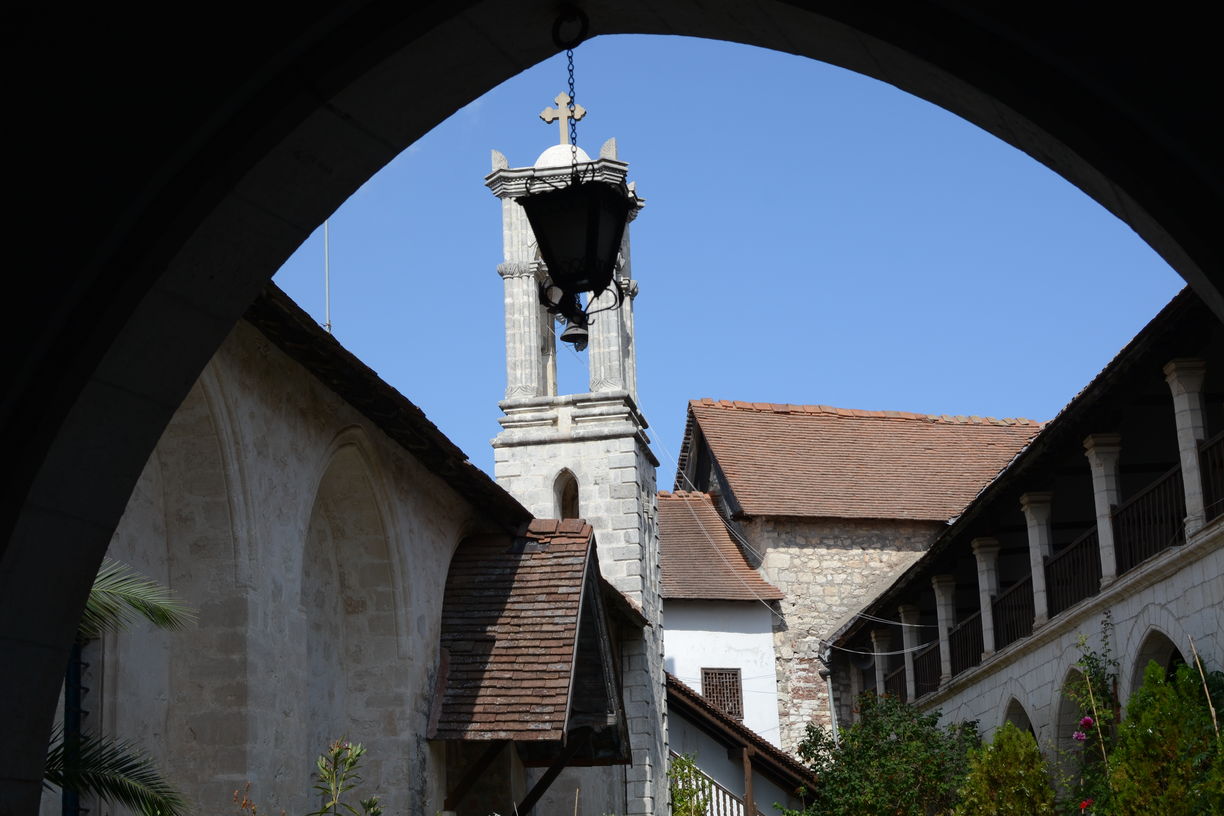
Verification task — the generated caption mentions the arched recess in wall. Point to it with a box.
[9,6,1224,807]
[102,373,248,807]
[555,469,580,520]
[1002,698,1035,738]
[299,435,408,812]
[1129,628,1186,697]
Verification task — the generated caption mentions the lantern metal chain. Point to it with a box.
[566,46,579,178]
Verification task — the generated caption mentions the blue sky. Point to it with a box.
[273,34,1185,479]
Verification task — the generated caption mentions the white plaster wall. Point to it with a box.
[915,522,1224,759]
[664,601,782,746]
[52,320,489,815]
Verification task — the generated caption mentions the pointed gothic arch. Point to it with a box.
[1002,697,1035,738]
[10,7,1224,808]
[296,430,409,813]
[1129,628,1186,697]
[555,468,581,520]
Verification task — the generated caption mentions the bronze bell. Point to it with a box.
[559,318,589,351]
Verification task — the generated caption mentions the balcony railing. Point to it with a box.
[1201,430,1224,523]
[913,641,941,699]
[1113,464,1185,574]
[992,576,1034,650]
[1045,527,1101,617]
[948,611,983,677]
[669,751,763,816]
[884,664,907,702]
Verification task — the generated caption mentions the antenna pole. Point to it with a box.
[323,220,332,333]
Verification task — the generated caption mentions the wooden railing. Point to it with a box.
[669,751,763,816]
[884,664,907,702]
[1045,527,1101,617]
[992,576,1034,650]
[1113,465,1185,574]
[948,611,983,677]
[913,641,941,699]
[1201,430,1224,523]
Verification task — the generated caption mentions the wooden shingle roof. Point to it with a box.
[686,399,1041,522]
[659,491,783,602]
[432,519,627,765]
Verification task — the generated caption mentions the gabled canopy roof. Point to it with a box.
[658,491,782,602]
[431,519,628,766]
[682,399,1041,522]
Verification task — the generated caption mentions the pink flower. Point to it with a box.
[1079,799,1094,811]
[1080,715,1095,728]
[1072,730,1087,741]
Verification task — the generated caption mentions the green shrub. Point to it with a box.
[667,752,709,816]
[787,692,978,816]
[1108,659,1224,816]
[953,722,1055,816]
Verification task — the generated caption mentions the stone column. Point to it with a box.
[1164,358,1209,534]
[849,660,863,720]
[1019,493,1054,626]
[931,575,956,685]
[587,283,627,393]
[970,538,1001,655]
[498,261,546,399]
[1084,434,1123,586]
[870,629,892,694]
[898,604,920,701]
[620,277,640,404]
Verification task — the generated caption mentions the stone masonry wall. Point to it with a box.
[745,517,942,753]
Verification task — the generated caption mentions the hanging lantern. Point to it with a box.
[518,3,632,306]
[520,179,632,300]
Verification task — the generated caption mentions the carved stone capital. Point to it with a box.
[497,261,535,280]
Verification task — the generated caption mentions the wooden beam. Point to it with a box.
[742,746,756,816]
[517,730,590,815]
[443,740,509,811]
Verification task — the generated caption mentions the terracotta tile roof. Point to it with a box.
[686,399,1042,522]
[658,491,783,602]
[666,673,816,792]
[432,519,596,742]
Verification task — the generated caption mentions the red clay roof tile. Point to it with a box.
[687,400,1041,522]
[433,523,594,742]
[659,491,783,602]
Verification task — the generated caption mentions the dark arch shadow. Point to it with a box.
[5,4,1224,806]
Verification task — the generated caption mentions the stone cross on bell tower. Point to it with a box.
[539,92,586,145]
[482,101,666,816]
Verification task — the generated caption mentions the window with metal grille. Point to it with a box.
[701,667,743,721]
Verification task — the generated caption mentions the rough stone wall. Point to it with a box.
[744,517,941,753]
[58,320,485,815]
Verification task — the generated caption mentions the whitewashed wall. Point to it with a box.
[664,600,782,746]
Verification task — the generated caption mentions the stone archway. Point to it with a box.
[292,441,409,812]
[1129,629,1187,700]
[8,5,1224,807]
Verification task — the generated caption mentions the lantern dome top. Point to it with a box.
[534,143,592,169]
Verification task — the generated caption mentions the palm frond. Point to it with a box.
[45,726,188,816]
[78,558,195,641]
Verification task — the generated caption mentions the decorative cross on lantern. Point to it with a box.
[539,92,586,146]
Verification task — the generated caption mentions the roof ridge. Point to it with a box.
[690,397,1042,427]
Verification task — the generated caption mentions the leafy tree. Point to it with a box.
[1108,659,1224,816]
[46,558,195,816]
[787,692,978,816]
[953,722,1055,816]
[667,752,710,816]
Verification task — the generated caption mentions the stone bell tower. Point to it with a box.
[486,95,666,816]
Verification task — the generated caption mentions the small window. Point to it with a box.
[701,667,743,721]
[555,470,580,519]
